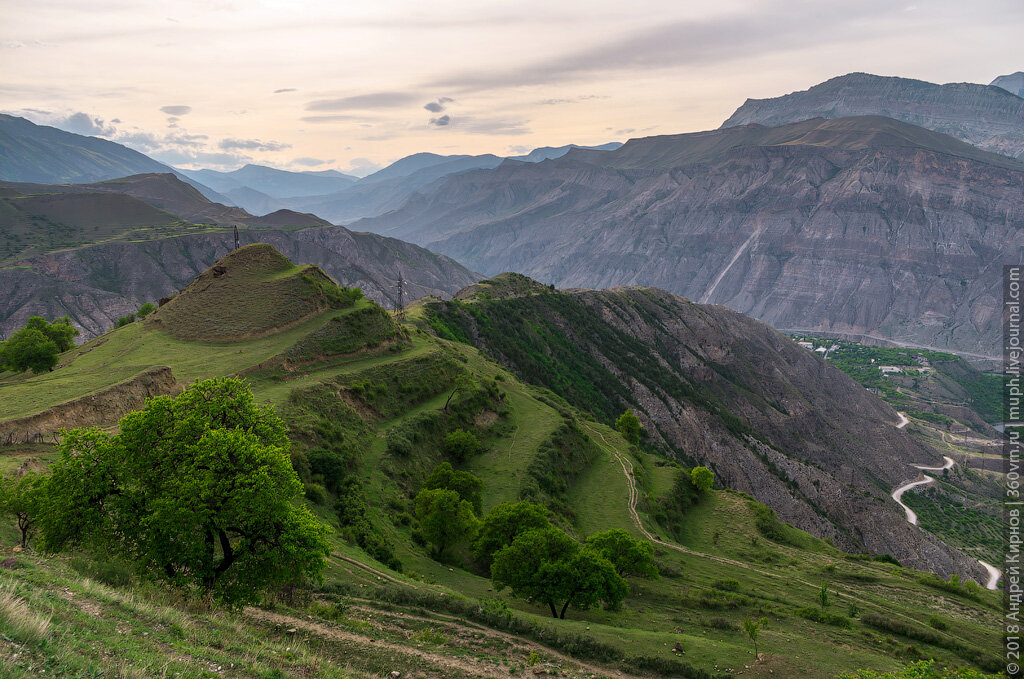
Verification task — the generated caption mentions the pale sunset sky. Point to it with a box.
[1,0,1021,175]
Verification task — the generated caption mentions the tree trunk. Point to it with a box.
[548,601,558,618]
[559,600,571,619]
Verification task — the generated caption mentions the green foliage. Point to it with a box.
[749,499,804,547]
[491,526,627,619]
[915,573,987,604]
[473,501,552,567]
[443,428,484,462]
[285,303,402,363]
[334,477,402,571]
[423,462,484,515]
[339,352,464,419]
[653,468,702,540]
[25,315,78,351]
[115,313,136,328]
[0,473,46,548]
[741,616,767,656]
[520,420,600,520]
[413,488,478,557]
[584,529,657,578]
[136,302,156,318]
[839,660,993,679]
[816,582,830,611]
[0,328,58,373]
[690,466,714,492]
[615,409,642,445]
[38,377,332,606]
[860,615,1001,672]
[797,607,851,628]
[902,488,1002,564]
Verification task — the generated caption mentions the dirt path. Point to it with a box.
[581,423,992,628]
[895,412,910,429]
[888,451,1002,590]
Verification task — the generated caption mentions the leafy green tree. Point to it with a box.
[817,582,831,612]
[335,476,402,571]
[0,328,59,373]
[423,462,484,514]
[443,373,475,412]
[491,526,627,619]
[585,528,657,578]
[742,616,768,657]
[414,487,478,557]
[25,316,78,351]
[115,314,136,328]
[444,428,483,462]
[473,501,551,566]
[0,473,46,548]
[615,409,642,445]
[38,377,331,606]
[690,466,714,492]
[137,302,156,318]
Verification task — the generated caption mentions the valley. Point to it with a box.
[0,247,1005,677]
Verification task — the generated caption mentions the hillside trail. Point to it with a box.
[581,423,994,629]
[889,443,1002,590]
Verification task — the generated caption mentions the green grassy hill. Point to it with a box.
[0,247,1002,678]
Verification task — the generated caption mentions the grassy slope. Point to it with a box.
[0,274,1004,678]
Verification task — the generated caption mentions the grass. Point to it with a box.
[0,579,51,645]
[0,249,1007,678]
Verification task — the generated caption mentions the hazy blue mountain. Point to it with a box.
[181,164,358,199]
[508,142,623,162]
[0,114,229,204]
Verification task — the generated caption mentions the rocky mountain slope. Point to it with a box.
[0,226,476,341]
[354,116,1024,360]
[423,276,989,580]
[721,72,1024,159]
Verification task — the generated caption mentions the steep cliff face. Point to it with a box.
[358,117,1024,359]
[721,72,1024,159]
[424,284,988,581]
[0,226,477,340]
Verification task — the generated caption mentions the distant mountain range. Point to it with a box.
[992,71,1024,97]
[349,115,1024,360]
[721,72,1024,159]
[0,114,229,204]
[193,144,623,221]
[0,171,475,339]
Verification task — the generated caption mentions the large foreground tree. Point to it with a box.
[39,377,331,605]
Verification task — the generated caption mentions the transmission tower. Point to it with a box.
[395,265,406,317]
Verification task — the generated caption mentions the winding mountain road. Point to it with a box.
[890,419,1001,590]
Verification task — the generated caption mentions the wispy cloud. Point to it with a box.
[306,92,419,111]
[219,137,291,152]
[159,104,192,116]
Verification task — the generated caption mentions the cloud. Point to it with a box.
[159,105,192,116]
[299,114,368,123]
[51,111,116,136]
[218,137,291,152]
[343,157,384,177]
[423,96,454,113]
[426,1,895,93]
[150,148,249,169]
[273,88,297,94]
[457,117,530,135]
[291,157,333,167]
[429,114,451,127]
[305,92,418,111]
[537,94,605,105]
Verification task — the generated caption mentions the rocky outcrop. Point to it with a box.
[425,284,990,582]
[721,72,1024,159]
[0,226,477,341]
[358,116,1024,360]
[0,366,181,443]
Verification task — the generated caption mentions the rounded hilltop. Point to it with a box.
[148,243,361,340]
[454,272,553,301]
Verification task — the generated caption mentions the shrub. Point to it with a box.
[690,466,714,492]
[137,302,156,318]
[797,606,851,628]
[115,314,136,328]
[303,483,328,506]
[443,429,483,462]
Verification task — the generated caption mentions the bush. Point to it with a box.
[797,607,851,628]
[861,614,1000,671]
[690,466,714,492]
[137,302,156,318]
[443,429,483,462]
[0,328,58,373]
[303,483,328,506]
[115,314,136,328]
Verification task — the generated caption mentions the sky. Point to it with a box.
[1,0,1022,176]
